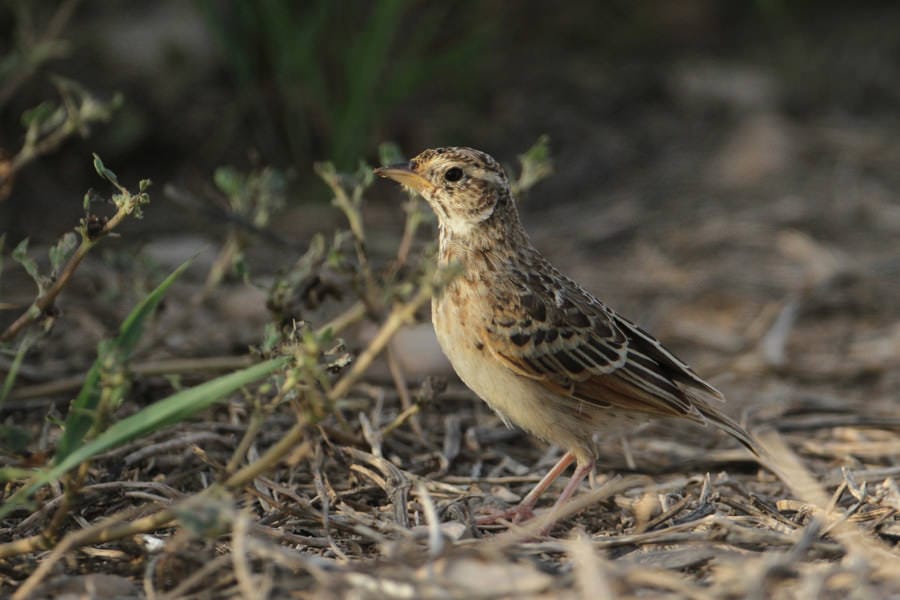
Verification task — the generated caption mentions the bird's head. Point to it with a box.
[375,147,513,237]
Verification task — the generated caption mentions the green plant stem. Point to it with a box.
[0,194,140,343]
[315,163,380,312]
[6,109,77,177]
[1,236,91,342]
[0,333,38,409]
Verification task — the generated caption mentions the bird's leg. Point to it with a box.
[518,451,577,516]
[549,460,594,511]
[524,460,596,536]
[476,451,575,525]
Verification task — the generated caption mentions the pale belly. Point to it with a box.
[432,295,606,460]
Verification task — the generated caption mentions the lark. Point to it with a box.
[375,147,758,523]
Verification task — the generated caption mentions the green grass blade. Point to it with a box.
[0,356,288,520]
[0,333,38,410]
[54,259,191,463]
[116,259,191,358]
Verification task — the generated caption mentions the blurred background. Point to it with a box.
[3,1,900,233]
[1,0,899,405]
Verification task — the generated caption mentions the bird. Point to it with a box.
[375,146,758,524]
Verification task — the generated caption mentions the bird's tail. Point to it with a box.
[680,385,763,457]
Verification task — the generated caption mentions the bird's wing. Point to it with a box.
[481,268,724,423]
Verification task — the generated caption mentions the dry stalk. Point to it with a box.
[387,341,424,439]
[327,281,439,404]
[756,430,900,582]
[10,504,162,600]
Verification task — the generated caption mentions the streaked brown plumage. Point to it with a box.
[376,147,758,523]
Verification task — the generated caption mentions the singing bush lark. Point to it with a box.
[376,146,757,523]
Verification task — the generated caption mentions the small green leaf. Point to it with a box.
[355,160,374,188]
[138,179,152,193]
[11,238,42,292]
[163,373,183,391]
[213,166,244,198]
[313,161,337,185]
[514,134,554,195]
[261,323,282,354]
[48,232,78,278]
[317,327,335,346]
[520,134,551,164]
[21,101,56,128]
[92,153,119,186]
[378,142,405,167]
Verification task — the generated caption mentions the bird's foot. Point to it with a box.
[475,504,536,526]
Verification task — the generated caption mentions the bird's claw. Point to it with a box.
[475,504,536,526]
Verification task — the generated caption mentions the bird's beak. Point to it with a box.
[374,163,432,194]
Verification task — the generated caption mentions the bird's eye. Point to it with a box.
[444,167,464,182]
